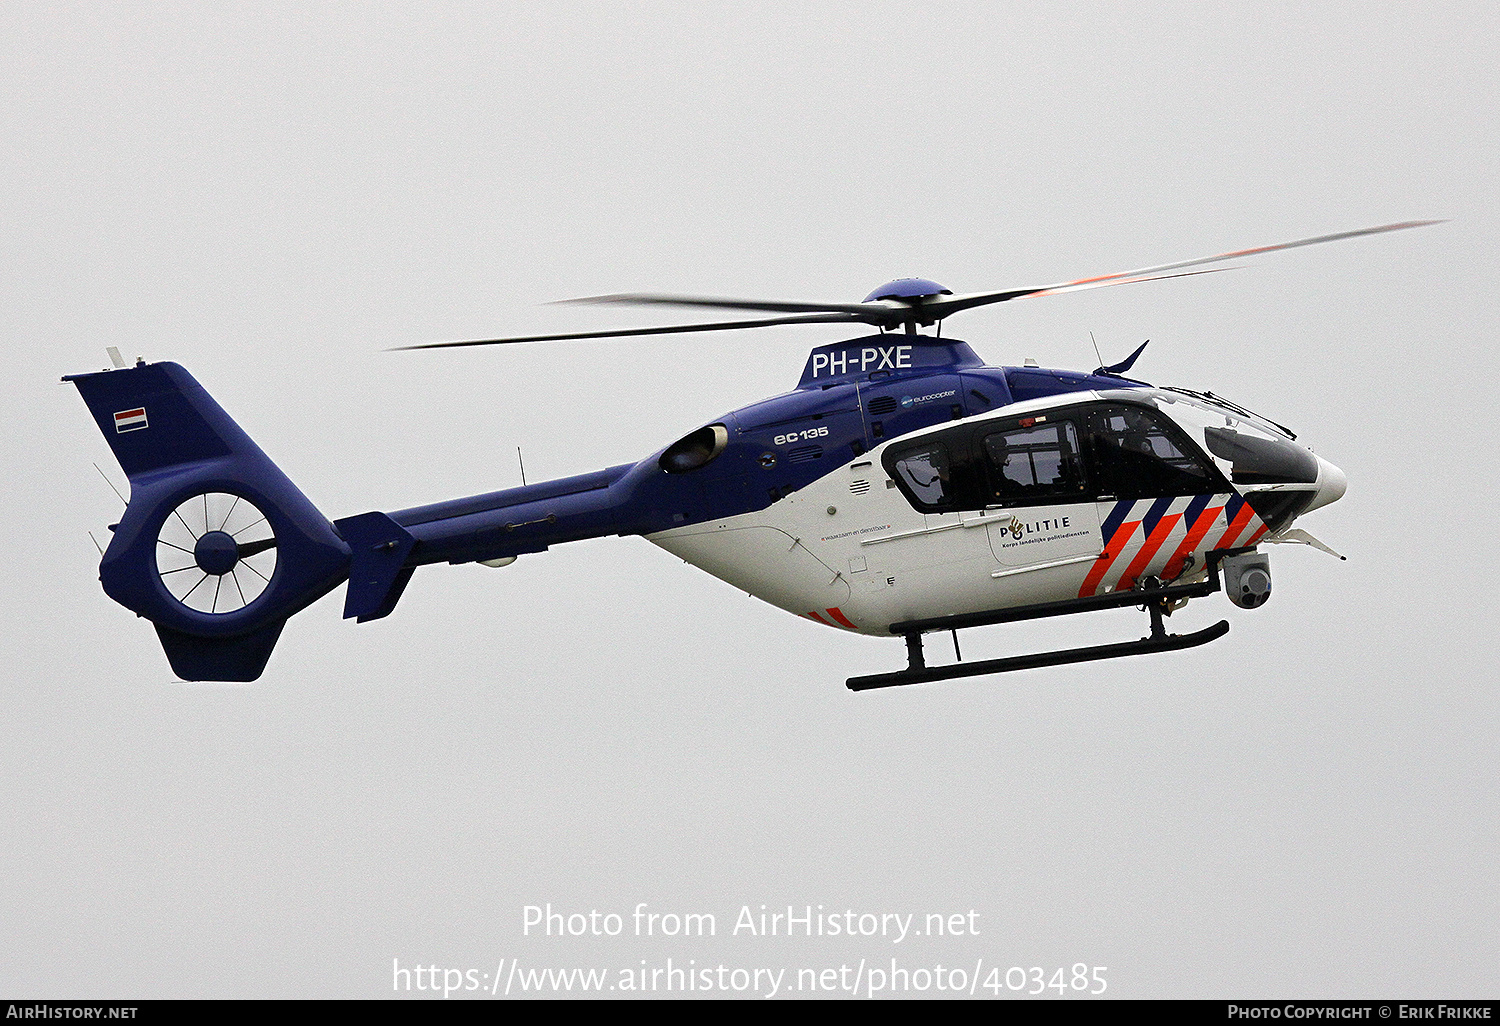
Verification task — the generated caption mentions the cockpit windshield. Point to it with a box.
[1202,425,1319,485]
[1157,387,1297,441]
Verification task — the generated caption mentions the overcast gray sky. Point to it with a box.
[3,1,1496,999]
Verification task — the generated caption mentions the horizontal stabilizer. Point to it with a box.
[336,511,418,622]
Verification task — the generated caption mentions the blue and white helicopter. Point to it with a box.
[67,221,1434,687]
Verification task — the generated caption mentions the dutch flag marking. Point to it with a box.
[113,407,148,433]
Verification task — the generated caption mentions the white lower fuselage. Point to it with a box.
[648,484,1259,638]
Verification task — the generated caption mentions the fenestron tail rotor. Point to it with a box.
[393,220,1441,351]
[154,492,279,614]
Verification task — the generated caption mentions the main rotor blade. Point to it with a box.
[873,267,1236,325]
[391,311,868,350]
[1019,266,1235,298]
[557,292,884,318]
[928,219,1444,319]
[396,220,1440,351]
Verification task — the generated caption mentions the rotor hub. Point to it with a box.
[862,278,951,303]
[193,530,240,576]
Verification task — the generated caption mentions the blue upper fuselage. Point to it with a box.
[391,334,1146,566]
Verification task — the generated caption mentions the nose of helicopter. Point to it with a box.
[1303,455,1348,514]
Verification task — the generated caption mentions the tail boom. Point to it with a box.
[71,361,660,675]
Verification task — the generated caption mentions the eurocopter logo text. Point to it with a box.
[810,345,913,378]
[900,390,957,409]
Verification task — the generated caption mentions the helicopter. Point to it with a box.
[66,220,1436,687]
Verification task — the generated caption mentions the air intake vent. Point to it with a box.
[866,396,898,415]
[849,479,871,495]
[786,445,824,464]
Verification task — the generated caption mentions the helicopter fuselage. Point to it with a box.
[383,334,1344,637]
[69,218,1420,681]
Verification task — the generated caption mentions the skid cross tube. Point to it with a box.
[846,552,1241,691]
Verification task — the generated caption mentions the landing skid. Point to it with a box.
[846,619,1229,691]
[846,554,1242,691]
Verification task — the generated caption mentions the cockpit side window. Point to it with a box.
[1087,405,1220,499]
[892,443,953,507]
[980,419,1087,506]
